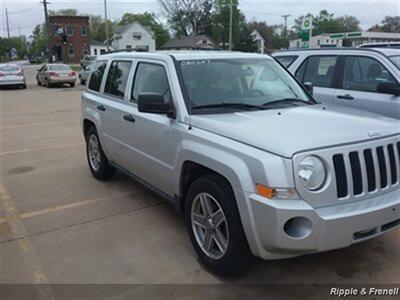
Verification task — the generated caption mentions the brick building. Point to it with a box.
[49,16,90,64]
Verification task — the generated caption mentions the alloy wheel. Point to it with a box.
[191,192,229,260]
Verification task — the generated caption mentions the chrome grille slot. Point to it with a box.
[388,144,397,185]
[332,142,399,199]
[349,152,363,195]
[376,146,388,188]
[363,149,376,192]
[333,154,348,198]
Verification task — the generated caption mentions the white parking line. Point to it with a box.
[0,121,80,129]
[0,183,52,294]
[0,191,134,225]
[0,143,83,156]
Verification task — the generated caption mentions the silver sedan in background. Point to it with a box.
[36,64,77,88]
[0,64,26,89]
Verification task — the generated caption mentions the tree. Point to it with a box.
[212,0,245,49]
[337,15,361,32]
[247,21,288,51]
[158,0,210,36]
[28,24,48,56]
[89,15,114,42]
[380,16,400,33]
[198,0,213,36]
[49,9,78,16]
[0,36,28,60]
[233,25,258,52]
[118,12,169,48]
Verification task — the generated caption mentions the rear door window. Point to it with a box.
[104,60,133,98]
[296,56,338,88]
[343,56,397,93]
[88,60,107,92]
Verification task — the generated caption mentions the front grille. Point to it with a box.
[333,142,400,198]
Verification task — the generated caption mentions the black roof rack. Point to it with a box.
[104,48,150,54]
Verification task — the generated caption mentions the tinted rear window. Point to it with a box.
[104,61,132,98]
[88,61,107,92]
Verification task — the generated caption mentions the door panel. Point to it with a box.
[104,61,177,196]
[336,55,400,119]
[334,89,399,119]
[295,55,339,104]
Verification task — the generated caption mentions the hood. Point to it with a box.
[188,105,400,158]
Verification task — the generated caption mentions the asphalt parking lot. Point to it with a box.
[0,64,399,286]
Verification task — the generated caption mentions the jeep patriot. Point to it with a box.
[81,51,400,275]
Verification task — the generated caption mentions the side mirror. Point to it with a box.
[377,82,400,96]
[303,82,314,95]
[138,93,176,119]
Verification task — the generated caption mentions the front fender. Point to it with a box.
[174,140,264,257]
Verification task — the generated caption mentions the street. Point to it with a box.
[0,64,399,285]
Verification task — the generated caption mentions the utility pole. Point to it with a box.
[5,9,10,40]
[228,0,233,50]
[104,0,110,51]
[5,8,11,59]
[41,0,51,62]
[282,14,290,37]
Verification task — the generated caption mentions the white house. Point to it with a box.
[110,22,156,51]
[251,29,265,54]
[90,40,108,56]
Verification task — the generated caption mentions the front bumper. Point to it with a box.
[247,187,400,260]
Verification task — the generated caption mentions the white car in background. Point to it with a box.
[273,48,400,119]
[0,64,26,89]
[36,64,77,88]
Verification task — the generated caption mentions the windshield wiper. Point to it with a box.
[262,98,313,107]
[191,102,266,110]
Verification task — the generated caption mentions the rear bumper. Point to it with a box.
[48,77,76,84]
[0,77,25,86]
[246,187,400,260]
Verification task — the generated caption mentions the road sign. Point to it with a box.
[302,17,313,30]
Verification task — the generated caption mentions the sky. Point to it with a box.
[1,0,399,38]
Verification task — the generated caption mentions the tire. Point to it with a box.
[37,77,41,86]
[70,82,75,88]
[185,175,252,276]
[85,126,115,180]
[21,84,26,89]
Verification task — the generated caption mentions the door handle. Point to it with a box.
[123,114,135,123]
[337,94,354,100]
[97,105,106,111]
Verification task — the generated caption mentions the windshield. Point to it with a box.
[49,65,71,71]
[178,58,312,113]
[389,55,400,69]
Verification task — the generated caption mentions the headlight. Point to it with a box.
[297,156,326,191]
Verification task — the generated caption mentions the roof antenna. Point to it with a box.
[188,115,192,130]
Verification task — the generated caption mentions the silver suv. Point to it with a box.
[273,48,400,119]
[81,51,400,275]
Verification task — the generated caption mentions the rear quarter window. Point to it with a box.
[275,55,298,68]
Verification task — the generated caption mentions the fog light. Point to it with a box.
[283,217,312,239]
